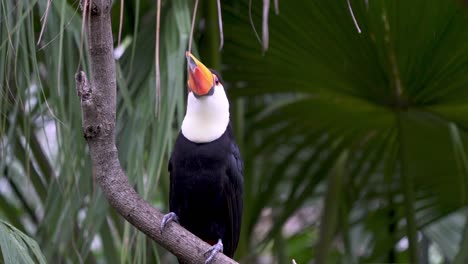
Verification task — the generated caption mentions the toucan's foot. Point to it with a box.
[160,212,179,234]
[204,238,223,264]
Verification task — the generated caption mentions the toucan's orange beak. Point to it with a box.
[186,51,214,96]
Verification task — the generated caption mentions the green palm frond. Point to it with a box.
[0,219,47,264]
[223,0,468,262]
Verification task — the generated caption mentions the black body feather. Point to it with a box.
[169,123,244,258]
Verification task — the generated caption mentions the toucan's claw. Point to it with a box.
[160,212,179,234]
[204,238,223,264]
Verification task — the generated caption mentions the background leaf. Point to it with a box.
[1,0,468,263]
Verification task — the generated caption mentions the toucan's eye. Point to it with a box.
[214,77,220,85]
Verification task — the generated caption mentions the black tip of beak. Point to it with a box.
[186,54,197,72]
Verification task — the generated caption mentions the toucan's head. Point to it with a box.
[186,51,222,97]
[182,51,230,143]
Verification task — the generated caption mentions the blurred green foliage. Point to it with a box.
[1,0,468,263]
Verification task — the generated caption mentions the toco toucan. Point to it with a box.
[161,52,244,264]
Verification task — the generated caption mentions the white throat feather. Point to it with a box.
[181,85,230,143]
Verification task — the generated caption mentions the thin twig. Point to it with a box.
[216,0,224,51]
[188,0,200,52]
[155,0,161,116]
[249,0,262,46]
[56,0,67,96]
[274,0,279,15]
[118,0,124,46]
[262,0,270,52]
[37,0,52,45]
[38,7,79,51]
[78,0,89,70]
[347,0,362,34]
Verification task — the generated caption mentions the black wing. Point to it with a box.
[223,140,244,257]
[168,154,178,215]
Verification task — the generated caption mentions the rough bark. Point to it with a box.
[75,1,237,263]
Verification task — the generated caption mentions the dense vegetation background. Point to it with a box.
[1,0,468,263]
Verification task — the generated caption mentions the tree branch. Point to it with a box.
[75,1,237,263]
